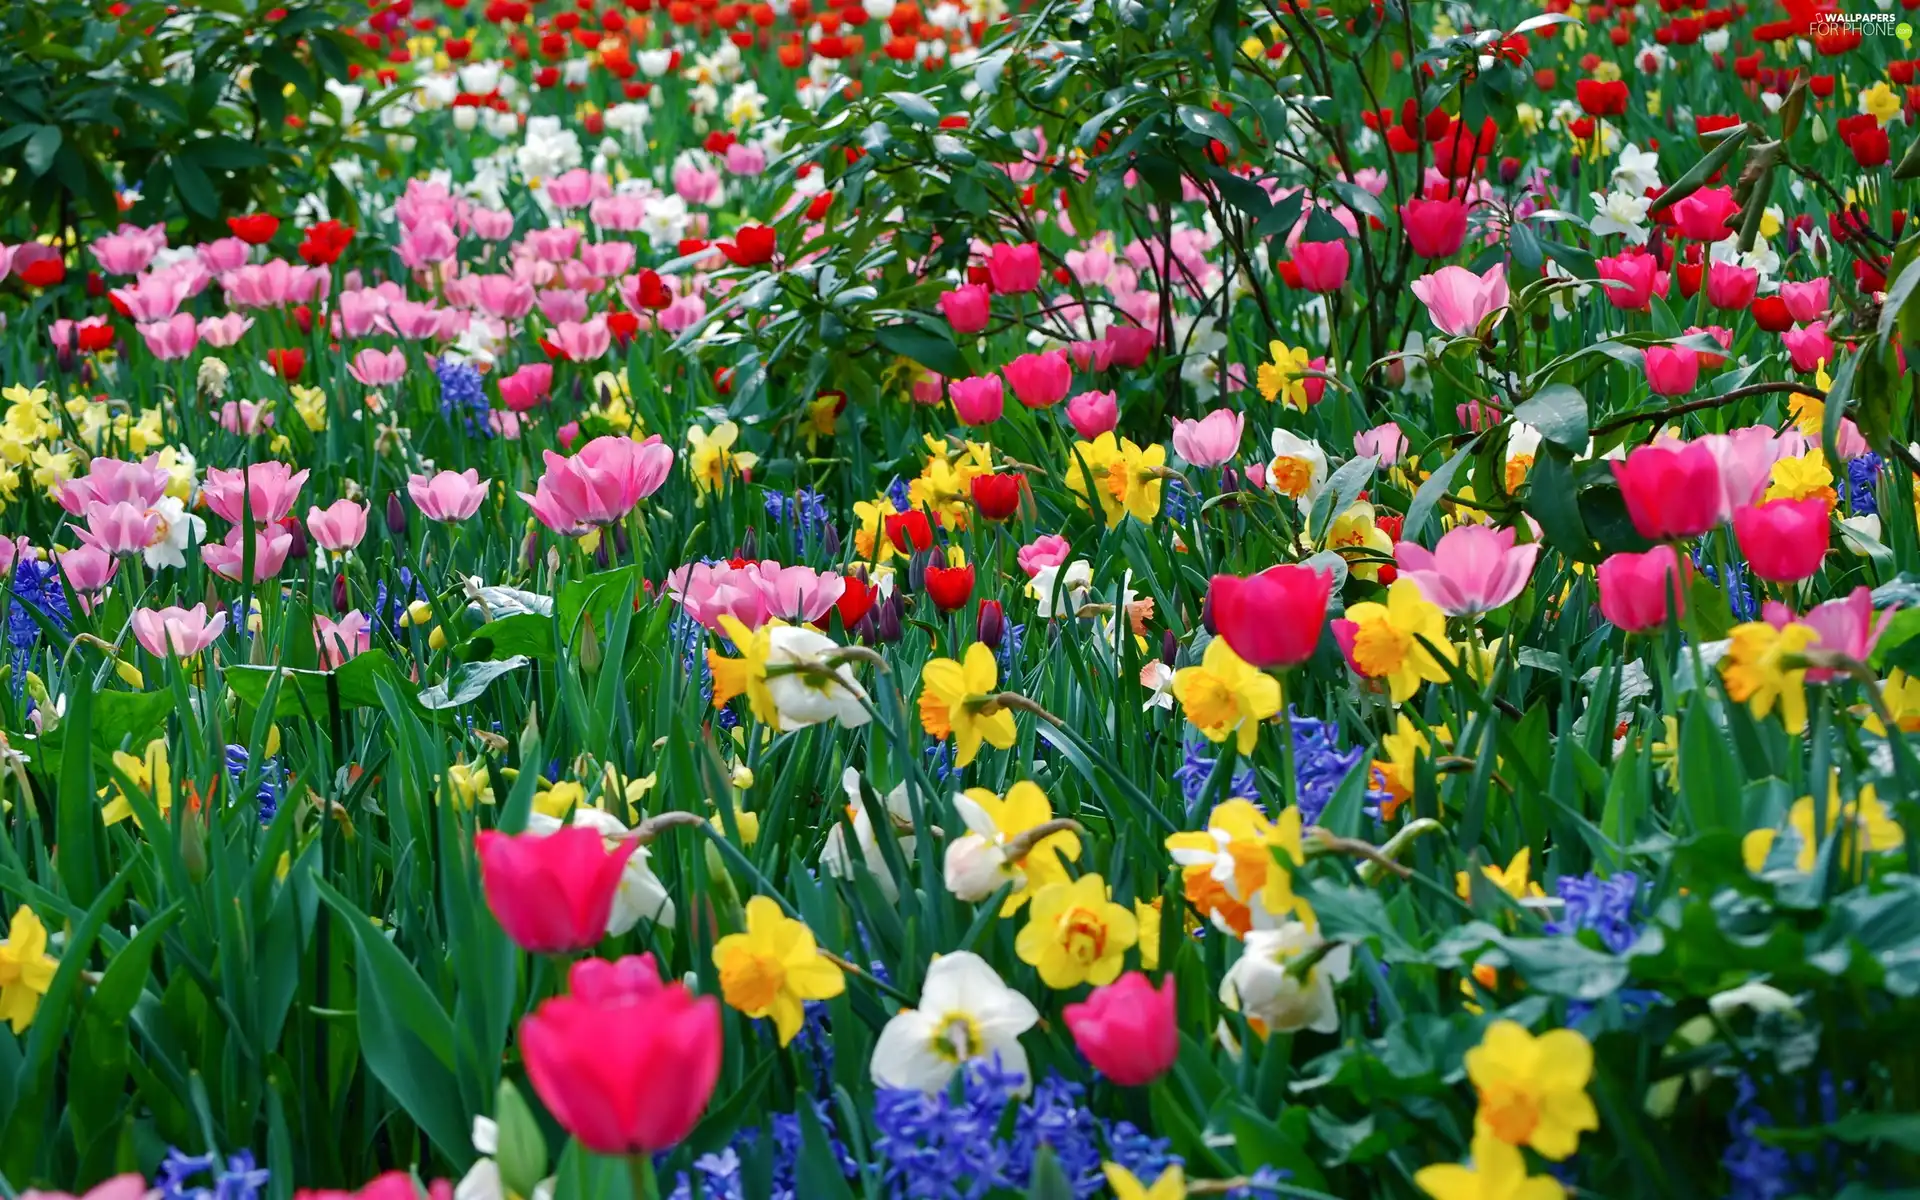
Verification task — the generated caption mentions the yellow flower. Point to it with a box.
[1456,848,1546,902]
[711,804,762,845]
[917,643,1017,767]
[712,895,846,1045]
[687,420,758,494]
[1166,800,1308,935]
[1134,898,1162,970]
[1415,1129,1566,1200]
[1324,501,1393,581]
[708,614,780,727]
[1720,620,1818,734]
[1015,873,1138,989]
[1862,80,1902,124]
[1338,579,1456,702]
[1102,1163,1187,1200]
[1256,340,1316,409]
[1171,638,1282,753]
[0,906,57,1034]
[1765,451,1837,505]
[101,738,171,827]
[852,494,903,563]
[1866,668,1920,735]
[1742,775,1905,873]
[803,393,839,452]
[962,781,1081,914]
[444,762,492,808]
[534,779,585,819]
[1371,713,1441,819]
[291,385,328,432]
[29,447,74,495]
[1063,433,1165,528]
[1465,1020,1598,1160]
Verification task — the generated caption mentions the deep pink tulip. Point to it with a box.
[1410,263,1509,335]
[477,826,639,953]
[1069,338,1113,372]
[136,313,198,360]
[1779,278,1830,323]
[1782,321,1835,374]
[1063,972,1177,1087]
[1004,349,1071,408]
[1643,345,1700,396]
[948,375,1005,426]
[1596,546,1690,632]
[519,954,721,1154]
[408,469,488,523]
[1208,565,1334,668]
[939,283,991,333]
[202,462,309,526]
[131,604,228,658]
[1394,525,1541,617]
[292,1170,451,1200]
[1400,195,1468,258]
[22,1175,154,1200]
[1611,442,1725,540]
[1669,187,1741,242]
[1705,261,1758,311]
[1597,252,1657,310]
[307,499,370,552]
[518,435,675,535]
[1292,240,1351,292]
[1171,408,1244,467]
[498,363,554,412]
[1065,390,1118,439]
[1104,323,1155,367]
[314,611,373,669]
[985,242,1042,294]
[1734,497,1830,583]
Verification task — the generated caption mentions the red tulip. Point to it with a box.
[1208,564,1334,668]
[835,573,877,628]
[1610,441,1725,540]
[719,224,777,267]
[476,826,639,954]
[970,473,1024,521]
[297,219,356,267]
[1597,546,1690,632]
[1400,195,1468,258]
[1752,294,1794,332]
[1575,78,1629,114]
[925,563,975,612]
[520,955,722,1155]
[267,347,306,381]
[227,214,281,245]
[884,510,933,553]
[1063,971,1177,1087]
[1733,497,1831,582]
[15,249,66,289]
[1292,240,1351,292]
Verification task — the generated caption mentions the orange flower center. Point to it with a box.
[1059,905,1109,965]
[1478,1081,1541,1146]
[1350,617,1411,678]
[718,946,785,1014]
[1269,457,1314,497]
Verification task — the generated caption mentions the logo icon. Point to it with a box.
[1900,20,1913,37]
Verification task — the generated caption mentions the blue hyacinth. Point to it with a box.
[436,358,492,437]
[1288,708,1374,825]
[1722,1075,1793,1200]
[1544,871,1641,953]
[156,1147,270,1200]
[225,745,285,823]
[1846,452,1882,517]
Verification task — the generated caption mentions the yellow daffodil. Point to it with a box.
[444,762,492,808]
[1103,1163,1186,1200]
[1167,800,1309,936]
[1720,620,1818,734]
[1465,1020,1598,1160]
[709,614,779,728]
[687,420,758,494]
[712,895,846,1045]
[1742,775,1904,873]
[1256,340,1316,409]
[1324,501,1393,581]
[1171,638,1282,753]
[1372,713,1442,819]
[955,781,1081,914]
[291,385,328,432]
[533,779,585,819]
[1015,873,1138,989]
[710,803,762,845]
[852,493,904,563]
[802,393,839,452]
[1337,579,1456,702]
[1862,80,1902,124]
[0,906,57,1034]
[101,738,171,827]
[1457,848,1547,902]
[1765,451,1837,505]
[1135,897,1162,970]
[918,642,1017,767]
[1064,433,1165,528]
[1415,1129,1566,1200]
[1866,668,1920,735]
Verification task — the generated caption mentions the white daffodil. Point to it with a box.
[1029,559,1093,619]
[144,494,204,571]
[942,792,1019,902]
[1265,429,1329,510]
[1589,188,1653,245]
[527,809,673,933]
[1220,919,1352,1034]
[870,952,1039,1093]
[822,767,917,902]
[762,625,872,729]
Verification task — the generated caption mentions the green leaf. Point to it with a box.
[171,151,217,217]
[1512,383,1589,449]
[884,91,940,125]
[1526,443,1597,561]
[92,689,173,753]
[873,322,968,378]
[1406,440,1473,540]
[225,652,421,719]
[1176,104,1238,152]
[1648,124,1750,217]
[419,656,531,710]
[22,125,61,176]
[56,665,102,903]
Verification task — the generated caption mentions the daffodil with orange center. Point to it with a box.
[713,896,846,1046]
[918,642,1017,767]
[1171,638,1282,753]
[1014,873,1138,989]
[1465,1020,1598,1160]
[1166,800,1309,936]
[1720,620,1818,735]
[1334,578,1456,702]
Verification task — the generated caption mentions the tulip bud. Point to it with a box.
[820,521,842,558]
[280,516,309,561]
[1498,155,1522,184]
[942,834,1013,902]
[907,548,932,594]
[386,493,407,536]
[976,599,1005,649]
[333,571,350,614]
[854,611,878,645]
[1161,628,1179,666]
[739,527,757,560]
[1200,591,1216,636]
[876,593,903,643]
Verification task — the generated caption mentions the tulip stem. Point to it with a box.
[627,1153,659,1200]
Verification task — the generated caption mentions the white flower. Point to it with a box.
[527,810,674,932]
[419,73,459,108]
[1220,920,1352,1034]
[1703,27,1730,53]
[482,107,521,141]
[324,79,365,126]
[762,625,872,729]
[145,495,205,571]
[823,768,917,901]
[1708,981,1798,1020]
[515,115,583,181]
[1589,188,1653,245]
[870,952,1039,1093]
[1139,660,1174,711]
[1176,315,1229,389]
[1028,559,1092,619]
[605,101,652,148]
[1506,422,1543,461]
[459,61,503,94]
[725,81,767,129]
[1265,429,1329,508]
[637,48,675,77]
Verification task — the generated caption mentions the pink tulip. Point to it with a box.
[519,954,721,1154]
[314,611,374,669]
[939,284,991,333]
[197,237,250,274]
[1782,586,1890,681]
[1354,422,1408,464]
[1017,533,1072,577]
[1394,525,1540,617]
[57,544,119,609]
[537,288,590,325]
[89,231,162,276]
[1643,345,1700,396]
[517,435,675,535]
[1669,187,1741,242]
[347,347,408,386]
[1171,408,1244,468]
[473,274,536,321]
[307,499,370,552]
[132,604,228,658]
[137,313,198,360]
[1292,240,1351,292]
[545,168,598,210]
[1700,427,1778,512]
[580,241,636,278]
[1063,971,1176,1087]
[78,501,161,557]
[1596,252,1657,310]
[220,260,327,308]
[1687,324,1734,367]
[1104,324,1155,368]
[498,362,554,411]
[665,561,771,631]
[471,208,515,241]
[1779,278,1830,323]
[396,221,458,268]
[522,228,582,261]
[590,194,648,231]
[216,399,272,436]
[1410,263,1509,335]
[477,827,639,954]
[202,462,310,526]
[1003,349,1071,409]
[1596,546,1690,632]
[1705,261,1758,311]
[198,313,254,347]
[1209,565,1334,668]
[672,163,722,205]
[21,1174,152,1200]
[986,242,1041,294]
[1611,442,1725,540]
[747,561,846,624]
[1069,339,1113,372]
[948,375,1005,426]
[1734,497,1830,583]
[388,300,445,340]
[202,526,294,582]
[57,456,170,515]
[111,275,189,321]
[551,316,612,362]
[1066,390,1118,439]
[1782,322,1835,374]
[408,469,489,523]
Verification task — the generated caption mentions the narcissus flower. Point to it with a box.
[1332,579,1455,702]
[1063,432,1165,528]
[1456,848,1546,902]
[918,642,1017,767]
[1101,1164,1186,1200]
[712,895,845,1045]
[1414,1129,1567,1200]
[1014,873,1138,989]
[1219,917,1349,1034]
[1167,800,1307,935]
[1464,1020,1598,1160]
[708,614,871,731]
[101,737,171,827]
[1719,619,1819,734]
[0,906,57,1033]
[1742,774,1904,873]
[870,951,1038,1093]
[944,781,1081,912]
[1171,637,1282,753]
